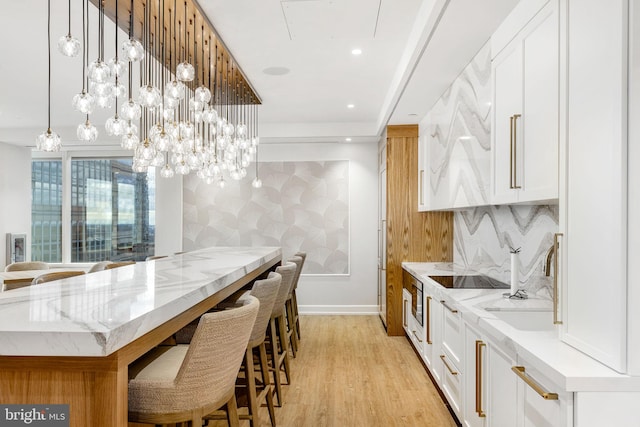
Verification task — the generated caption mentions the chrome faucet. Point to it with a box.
[545,243,556,276]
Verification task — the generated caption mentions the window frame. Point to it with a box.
[32,148,153,265]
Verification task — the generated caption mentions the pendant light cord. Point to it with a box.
[67,0,72,36]
[48,0,52,131]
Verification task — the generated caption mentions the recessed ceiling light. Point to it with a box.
[262,66,290,76]
[459,136,472,140]
[345,138,352,142]
[351,48,362,55]
[347,104,355,109]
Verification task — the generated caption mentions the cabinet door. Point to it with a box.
[492,42,523,204]
[519,3,559,202]
[513,362,572,427]
[561,0,627,373]
[417,133,428,211]
[402,288,411,335]
[486,343,518,427]
[424,293,442,385]
[463,325,486,427]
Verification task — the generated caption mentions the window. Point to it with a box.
[31,157,155,263]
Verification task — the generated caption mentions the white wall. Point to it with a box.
[0,143,32,269]
[256,142,379,314]
[155,174,183,256]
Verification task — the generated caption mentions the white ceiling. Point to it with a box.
[0,0,519,148]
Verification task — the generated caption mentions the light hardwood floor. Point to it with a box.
[209,315,459,427]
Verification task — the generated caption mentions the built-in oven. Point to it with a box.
[408,274,424,327]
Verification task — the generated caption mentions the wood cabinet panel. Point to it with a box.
[385,125,453,336]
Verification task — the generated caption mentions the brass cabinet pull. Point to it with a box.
[426,296,432,344]
[553,233,563,324]
[511,366,558,400]
[512,114,522,189]
[509,115,515,189]
[403,299,408,328]
[441,300,458,314]
[475,340,486,417]
[419,170,425,205]
[440,354,458,376]
[412,330,423,343]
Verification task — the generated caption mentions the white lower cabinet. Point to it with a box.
[514,359,572,427]
[423,292,442,385]
[464,323,518,427]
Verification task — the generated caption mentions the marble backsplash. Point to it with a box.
[453,205,559,297]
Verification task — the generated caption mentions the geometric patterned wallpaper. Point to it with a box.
[183,160,349,274]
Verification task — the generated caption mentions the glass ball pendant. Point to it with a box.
[120,99,142,121]
[121,38,145,62]
[252,177,263,188]
[121,132,139,150]
[138,85,162,109]
[77,120,99,142]
[105,115,127,136]
[88,59,111,83]
[165,80,185,99]
[160,163,175,178]
[58,34,81,57]
[108,58,126,77]
[72,91,95,115]
[176,62,195,82]
[112,81,127,99]
[36,129,61,152]
[194,86,211,103]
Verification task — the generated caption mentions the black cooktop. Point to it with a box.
[428,275,509,289]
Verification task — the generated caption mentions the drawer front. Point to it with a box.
[440,353,463,419]
[408,318,425,356]
[441,299,463,367]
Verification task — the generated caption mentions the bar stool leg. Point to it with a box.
[285,297,298,357]
[258,342,276,427]
[292,289,301,340]
[276,314,292,385]
[226,394,240,427]
[245,347,259,427]
[267,317,283,407]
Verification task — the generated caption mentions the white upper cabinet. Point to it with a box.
[491,0,559,205]
[559,0,629,373]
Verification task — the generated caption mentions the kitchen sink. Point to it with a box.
[485,309,555,331]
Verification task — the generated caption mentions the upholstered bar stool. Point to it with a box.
[206,273,281,427]
[105,260,136,269]
[266,263,296,407]
[291,251,306,341]
[87,261,113,273]
[128,295,259,427]
[284,256,303,357]
[5,261,49,272]
[32,270,85,285]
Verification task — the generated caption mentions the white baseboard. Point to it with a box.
[299,305,379,315]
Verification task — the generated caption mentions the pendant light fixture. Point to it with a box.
[77,0,98,142]
[58,0,81,57]
[106,0,127,136]
[176,1,194,82]
[37,0,62,152]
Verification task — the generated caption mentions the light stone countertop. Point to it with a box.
[402,262,640,392]
[0,246,281,357]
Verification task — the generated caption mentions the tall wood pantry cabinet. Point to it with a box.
[379,125,453,336]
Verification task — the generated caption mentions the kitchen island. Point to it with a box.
[0,246,281,427]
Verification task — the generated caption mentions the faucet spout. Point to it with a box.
[545,244,555,277]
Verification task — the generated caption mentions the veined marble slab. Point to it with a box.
[0,247,281,357]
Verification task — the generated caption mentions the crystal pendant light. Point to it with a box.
[194,25,211,103]
[121,99,142,120]
[58,0,80,57]
[121,0,144,62]
[37,0,61,152]
[121,129,139,149]
[176,5,194,82]
[160,161,175,178]
[105,115,127,136]
[73,92,94,114]
[251,105,262,188]
[89,0,111,83]
[77,118,99,142]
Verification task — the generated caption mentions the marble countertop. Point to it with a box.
[403,262,640,392]
[0,247,281,357]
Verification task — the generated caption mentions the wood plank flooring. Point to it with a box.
[209,315,458,427]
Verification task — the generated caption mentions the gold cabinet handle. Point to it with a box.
[475,340,486,417]
[553,233,563,325]
[512,114,521,189]
[441,300,458,314]
[419,169,425,205]
[509,115,515,189]
[426,296,432,344]
[403,299,408,328]
[412,330,423,343]
[511,366,558,400]
[440,354,458,375]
